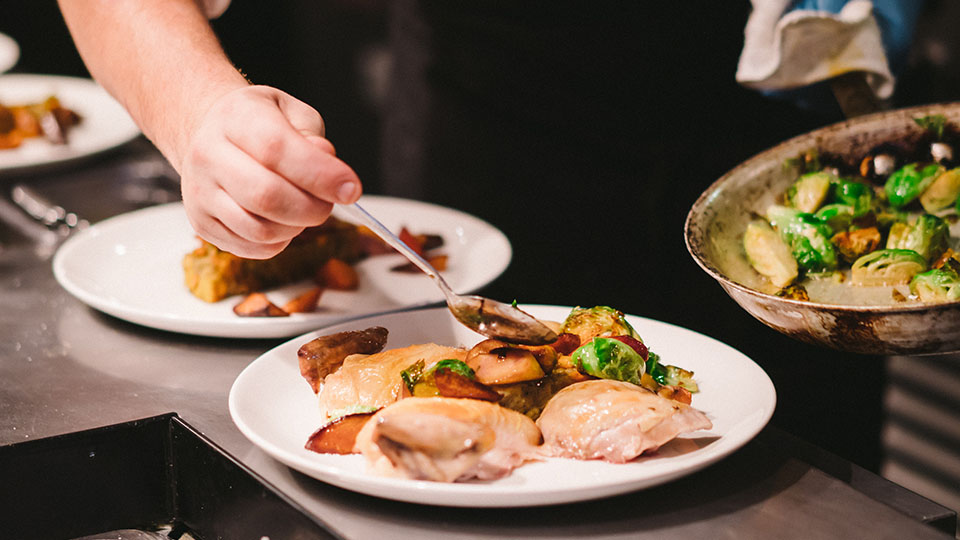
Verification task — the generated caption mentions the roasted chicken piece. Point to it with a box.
[354,397,541,482]
[318,343,466,419]
[536,379,712,463]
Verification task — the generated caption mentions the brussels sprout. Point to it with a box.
[874,206,910,229]
[885,214,949,263]
[910,269,960,302]
[401,358,476,396]
[850,249,927,286]
[919,168,960,213]
[400,359,425,393]
[572,337,645,385]
[645,352,699,393]
[766,205,838,272]
[433,358,476,378]
[914,114,947,140]
[831,227,881,263]
[814,204,855,232]
[787,171,834,213]
[884,162,944,208]
[560,306,639,341]
[743,220,798,288]
[831,180,873,216]
[775,284,810,300]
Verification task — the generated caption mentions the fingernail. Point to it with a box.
[337,182,359,203]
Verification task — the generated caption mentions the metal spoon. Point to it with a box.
[340,202,558,345]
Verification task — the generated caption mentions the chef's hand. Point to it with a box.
[178,85,362,259]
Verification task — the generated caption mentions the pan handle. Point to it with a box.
[829,71,888,118]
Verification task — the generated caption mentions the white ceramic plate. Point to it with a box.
[229,305,776,507]
[0,33,18,73]
[0,74,140,175]
[52,197,512,338]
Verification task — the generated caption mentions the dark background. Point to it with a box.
[4,1,960,473]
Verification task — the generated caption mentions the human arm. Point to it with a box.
[57,0,362,258]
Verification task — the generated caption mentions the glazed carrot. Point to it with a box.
[316,258,359,290]
[283,287,324,313]
[233,293,289,317]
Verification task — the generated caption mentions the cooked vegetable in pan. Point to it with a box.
[743,114,960,304]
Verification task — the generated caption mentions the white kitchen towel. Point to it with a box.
[737,0,894,99]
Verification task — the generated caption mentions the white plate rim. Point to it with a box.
[0,73,140,174]
[228,305,777,507]
[52,197,512,338]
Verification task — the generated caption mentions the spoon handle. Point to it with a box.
[339,202,454,295]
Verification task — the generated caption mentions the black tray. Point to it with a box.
[0,413,339,540]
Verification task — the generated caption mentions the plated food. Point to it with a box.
[229,305,774,506]
[742,114,960,305]
[297,306,712,483]
[0,95,81,149]
[0,75,140,175]
[54,198,510,338]
[183,215,449,316]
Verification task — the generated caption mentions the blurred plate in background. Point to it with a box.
[0,74,140,175]
[52,197,512,338]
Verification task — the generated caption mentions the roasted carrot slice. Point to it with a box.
[233,293,288,317]
[283,287,324,313]
[305,411,376,454]
[316,258,359,290]
[398,226,425,256]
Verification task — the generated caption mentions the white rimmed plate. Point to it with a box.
[229,305,776,507]
[52,197,512,338]
[0,74,140,175]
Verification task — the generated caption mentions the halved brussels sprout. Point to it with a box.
[885,214,949,263]
[919,168,960,213]
[775,284,809,300]
[831,227,881,263]
[815,203,855,233]
[645,352,699,393]
[572,337,645,385]
[850,249,927,286]
[560,306,639,341]
[910,269,960,302]
[914,114,947,140]
[787,171,834,213]
[831,180,873,217]
[743,220,798,288]
[400,358,477,396]
[766,205,838,272]
[884,162,944,209]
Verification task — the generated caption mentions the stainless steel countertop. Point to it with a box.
[1,141,956,540]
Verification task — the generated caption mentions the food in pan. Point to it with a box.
[183,217,447,313]
[742,114,960,304]
[298,305,712,482]
[0,96,81,149]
